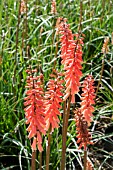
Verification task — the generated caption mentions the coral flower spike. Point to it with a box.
[58,18,83,103]
[75,109,93,150]
[45,70,64,132]
[51,0,57,14]
[81,75,95,125]
[24,69,46,152]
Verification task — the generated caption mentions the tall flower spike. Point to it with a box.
[75,109,93,150]
[20,0,27,14]
[58,18,83,103]
[101,37,109,54]
[24,69,46,152]
[45,70,64,132]
[51,0,57,14]
[81,75,95,125]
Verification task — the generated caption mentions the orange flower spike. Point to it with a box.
[101,37,109,54]
[59,18,73,65]
[65,36,83,103]
[75,109,93,150]
[81,75,95,125]
[51,0,57,14]
[45,70,64,132]
[24,69,46,152]
[58,19,83,103]
[20,0,27,14]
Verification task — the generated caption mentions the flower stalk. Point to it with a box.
[45,70,64,170]
[24,68,46,169]
[84,149,87,170]
[39,151,42,170]
[75,109,93,170]
[46,127,52,170]
[57,18,83,169]
[61,95,71,170]
[96,37,109,96]
[75,75,95,170]
[31,150,36,170]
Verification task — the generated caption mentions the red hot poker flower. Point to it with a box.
[59,18,74,65]
[45,70,64,132]
[81,75,95,125]
[51,0,57,14]
[64,35,83,103]
[20,0,27,14]
[58,19,83,103]
[75,109,93,150]
[24,69,46,152]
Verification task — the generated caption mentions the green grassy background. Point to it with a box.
[0,0,113,169]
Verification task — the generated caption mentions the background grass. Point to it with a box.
[0,0,113,169]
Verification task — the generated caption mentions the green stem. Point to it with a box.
[25,0,28,53]
[111,32,113,85]
[101,0,105,24]
[13,0,21,97]
[52,14,57,69]
[16,0,21,59]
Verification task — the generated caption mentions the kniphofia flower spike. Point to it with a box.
[75,109,93,150]
[51,0,57,14]
[20,0,26,14]
[58,18,83,103]
[45,70,64,132]
[81,75,95,125]
[24,69,46,152]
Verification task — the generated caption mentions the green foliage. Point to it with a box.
[0,0,113,169]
